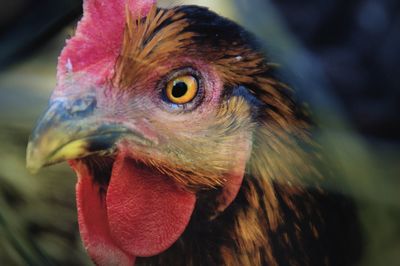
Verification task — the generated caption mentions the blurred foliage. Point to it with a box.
[0,0,399,265]
[0,31,91,265]
[0,0,81,69]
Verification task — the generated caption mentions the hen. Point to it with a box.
[27,0,362,265]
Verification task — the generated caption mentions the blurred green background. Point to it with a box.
[0,0,399,265]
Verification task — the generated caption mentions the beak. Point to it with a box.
[26,95,129,174]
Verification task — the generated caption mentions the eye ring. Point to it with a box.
[165,75,199,104]
[159,67,205,112]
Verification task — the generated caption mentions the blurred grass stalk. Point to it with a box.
[0,24,91,264]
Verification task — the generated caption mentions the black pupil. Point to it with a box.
[172,81,188,98]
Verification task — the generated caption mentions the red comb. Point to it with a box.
[58,0,155,81]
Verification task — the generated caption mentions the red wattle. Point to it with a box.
[73,162,135,266]
[72,153,196,265]
[106,154,196,257]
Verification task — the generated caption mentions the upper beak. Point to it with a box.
[26,95,128,174]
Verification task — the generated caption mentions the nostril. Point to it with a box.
[69,96,97,116]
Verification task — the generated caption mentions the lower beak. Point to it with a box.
[26,96,128,174]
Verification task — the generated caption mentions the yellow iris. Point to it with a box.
[165,75,198,104]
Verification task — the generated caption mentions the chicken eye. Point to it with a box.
[165,75,198,104]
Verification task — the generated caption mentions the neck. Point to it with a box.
[137,173,361,266]
[135,175,269,265]
[136,109,362,266]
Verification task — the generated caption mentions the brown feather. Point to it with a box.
[112,6,360,266]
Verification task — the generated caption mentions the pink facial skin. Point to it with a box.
[53,0,252,264]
